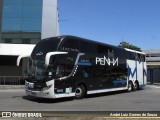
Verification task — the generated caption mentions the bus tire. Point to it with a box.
[133,81,139,91]
[75,84,86,99]
[128,81,133,92]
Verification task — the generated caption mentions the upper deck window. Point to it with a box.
[60,38,80,52]
[97,45,112,54]
[31,37,60,59]
[134,53,145,62]
[80,41,96,53]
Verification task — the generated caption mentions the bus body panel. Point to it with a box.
[19,35,147,99]
[127,59,147,88]
[25,80,55,98]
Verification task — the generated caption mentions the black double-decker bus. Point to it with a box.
[17,35,147,99]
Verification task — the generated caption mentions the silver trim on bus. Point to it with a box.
[58,53,85,81]
[45,51,68,66]
[17,55,30,66]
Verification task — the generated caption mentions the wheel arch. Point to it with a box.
[134,80,140,90]
[75,82,88,95]
[128,80,134,92]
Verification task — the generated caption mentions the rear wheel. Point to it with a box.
[128,81,133,92]
[75,85,86,99]
[133,81,139,91]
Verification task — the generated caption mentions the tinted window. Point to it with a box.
[4,39,12,43]
[22,39,30,44]
[60,39,80,52]
[80,42,96,53]
[129,52,135,60]
[97,45,112,54]
[133,53,145,62]
[31,38,60,59]
[2,0,42,32]
[1,0,42,44]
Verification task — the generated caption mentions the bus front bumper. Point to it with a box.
[25,89,55,98]
[25,80,56,98]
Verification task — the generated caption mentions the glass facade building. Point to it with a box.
[0,0,59,83]
[0,0,59,44]
[1,0,43,44]
[0,0,2,39]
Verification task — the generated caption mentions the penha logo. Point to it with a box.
[96,50,118,66]
[96,56,118,66]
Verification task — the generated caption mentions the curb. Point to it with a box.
[0,85,25,89]
[147,82,160,86]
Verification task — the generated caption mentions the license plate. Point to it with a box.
[31,92,36,96]
[28,83,34,89]
[27,91,36,96]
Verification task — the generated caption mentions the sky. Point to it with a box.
[58,0,160,50]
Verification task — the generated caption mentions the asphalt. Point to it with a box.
[0,85,25,90]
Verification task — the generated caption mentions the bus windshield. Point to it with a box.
[27,57,73,81]
[31,37,61,59]
[28,58,47,80]
[28,37,61,81]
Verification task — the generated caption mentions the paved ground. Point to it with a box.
[0,85,160,119]
[0,85,160,111]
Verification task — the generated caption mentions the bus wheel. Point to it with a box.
[75,85,86,99]
[128,81,133,92]
[133,81,139,91]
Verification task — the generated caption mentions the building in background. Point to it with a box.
[0,0,59,85]
[143,50,160,84]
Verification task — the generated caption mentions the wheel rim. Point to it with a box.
[134,82,138,90]
[75,87,82,96]
[128,83,132,91]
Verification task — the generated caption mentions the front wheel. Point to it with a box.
[75,85,86,99]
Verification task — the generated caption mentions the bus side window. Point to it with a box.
[60,39,80,52]
[80,42,96,53]
[56,65,64,78]
[55,64,73,78]
[134,53,139,61]
[130,52,134,60]
[141,55,145,62]
[134,53,145,62]
[97,45,112,54]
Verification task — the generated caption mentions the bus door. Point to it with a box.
[48,53,77,92]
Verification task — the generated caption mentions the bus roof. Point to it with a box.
[44,35,144,54]
[125,48,146,55]
[54,35,124,50]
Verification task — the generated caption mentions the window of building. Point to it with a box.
[1,0,43,44]
[4,39,12,43]
[22,39,30,44]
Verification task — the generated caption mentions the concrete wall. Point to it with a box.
[41,0,59,39]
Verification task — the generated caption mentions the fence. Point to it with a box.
[0,76,26,85]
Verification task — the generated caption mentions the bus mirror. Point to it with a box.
[45,52,68,67]
[17,55,30,66]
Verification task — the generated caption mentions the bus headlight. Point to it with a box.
[42,84,52,91]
